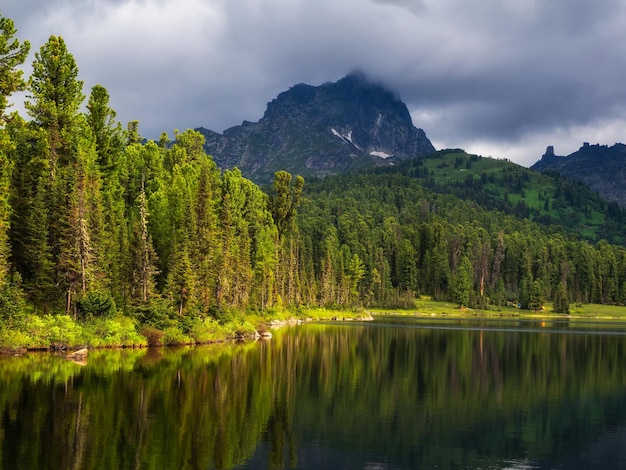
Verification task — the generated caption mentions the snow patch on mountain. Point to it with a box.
[331,128,362,150]
[370,150,392,159]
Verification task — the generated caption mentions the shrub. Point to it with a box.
[232,320,258,338]
[82,317,146,347]
[0,327,33,350]
[77,291,117,320]
[134,299,177,329]
[161,327,192,346]
[24,314,84,350]
[188,317,231,343]
[140,325,164,347]
[0,282,28,324]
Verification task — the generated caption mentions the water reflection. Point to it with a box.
[1,318,626,469]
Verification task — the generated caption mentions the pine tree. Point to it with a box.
[192,157,221,312]
[0,14,30,123]
[86,84,124,172]
[0,13,29,286]
[21,36,109,314]
[454,255,473,308]
[26,35,84,177]
[553,281,569,314]
[0,131,12,285]
[133,181,159,303]
[269,171,304,238]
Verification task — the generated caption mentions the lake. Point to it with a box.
[2,315,626,469]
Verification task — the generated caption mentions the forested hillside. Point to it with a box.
[386,150,626,245]
[298,170,626,311]
[1,14,626,349]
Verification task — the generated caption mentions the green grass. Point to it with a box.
[368,298,626,320]
[411,151,620,243]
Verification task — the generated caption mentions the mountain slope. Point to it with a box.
[370,150,626,245]
[196,71,435,184]
[531,143,626,207]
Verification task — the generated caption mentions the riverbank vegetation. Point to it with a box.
[371,297,626,320]
[2,14,626,350]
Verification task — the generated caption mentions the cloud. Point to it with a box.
[3,0,626,166]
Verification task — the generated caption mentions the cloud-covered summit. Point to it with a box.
[4,0,626,166]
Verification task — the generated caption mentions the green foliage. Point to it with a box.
[269,170,304,237]
[77,290,117,319]
[81,316,146,347]
[553,281,570,314]
[388,150,625,245]
[0,280,27,323]
[0,325,31,349]
[454,256,473,307]
[519,277,543,311]
[232,320,258,338]
[0,13,29,287]
[140,325,164,347]
[20,314,84,349]
[161,326,192,346]
[0,14,30,121]
[26,35,84,130]
[133,298,177,330]
[187,316,232,343]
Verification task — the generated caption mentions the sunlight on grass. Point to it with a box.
[369,298,626,320]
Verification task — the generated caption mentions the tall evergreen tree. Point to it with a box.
[86,86,128,303]
[86,84,124,171]
[0,13,29,287]
[0,13,30,123]
[553,281,569,314]
[192,156,221,311]
[133,181,159,303]
[20,36,107,314]
[25,35,84,176]
[454,255,473,308]
[269,171,304,238]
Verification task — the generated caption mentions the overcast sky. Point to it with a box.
[4,0,626,167]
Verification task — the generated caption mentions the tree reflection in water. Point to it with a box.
[2,320,626,469]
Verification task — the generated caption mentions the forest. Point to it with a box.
[1,15,626,348]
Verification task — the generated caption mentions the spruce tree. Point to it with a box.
[0,13,29,287]
[454,255,473,308]
[0,14,30,123]
[26,36,84,175]
[22,36,107,314]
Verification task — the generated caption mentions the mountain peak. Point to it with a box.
[531,142,626,207]
[197,73,435,183]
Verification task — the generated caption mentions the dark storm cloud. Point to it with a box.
[3,0,626,165]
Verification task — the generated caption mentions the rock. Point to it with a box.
[67,347,88,360]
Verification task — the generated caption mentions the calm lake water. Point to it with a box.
[2,315,626,469]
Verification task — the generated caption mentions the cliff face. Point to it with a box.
[196,72,435,184]
[531,143,626,207]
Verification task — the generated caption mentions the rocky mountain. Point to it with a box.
[531,143,626,207]
[196,71,435,184]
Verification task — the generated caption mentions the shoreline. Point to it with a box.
[4,302,626,355]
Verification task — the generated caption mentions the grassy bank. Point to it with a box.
[0,306,369,352]
[369,298,626,320]
[4,299,625,353]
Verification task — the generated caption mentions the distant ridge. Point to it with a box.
[196,72,435,183]
[531,143,626,207]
